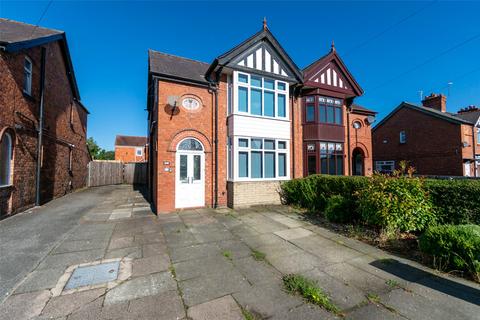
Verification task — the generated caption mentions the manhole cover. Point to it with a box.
[65,261,120,290]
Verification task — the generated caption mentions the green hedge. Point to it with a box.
[424,179,480,225]
[280,175,368,221]
[280,175,480,228]
[419,224,480,280]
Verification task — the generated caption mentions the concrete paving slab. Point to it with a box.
[104,272,176,305]
[301,268,366,310]
[128,291,186,319]
[267,251,326,274]
[64,297,103,320]
[187,295,243,320]
[170,243,220,263]
[142,243,168,257]
[241,234,285,249]
[173,256,234,281]
[216,240,252,259]
[229,224,261,239]
[345,303,406,320]
[270,303,338,320]
[179,267,250,307]
[233,282,303,318]
[256,241,303,259]
[132,254,170,277]
[105,246,142,259]
[41,288,105,318]
[323,262,392,295]
[53,239,109,254]
[108,236,135,250]
[15,267,66,294]
[232,256,282,286]
[0,290,50,320]
[274,227,313,240]
[36,249,105,270]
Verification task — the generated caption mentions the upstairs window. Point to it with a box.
[304,96,343,125]
[136,148,143,156]
[23,57,32,95]
[0,132,13,186]
[235,72,288,119]
[477,128,480,144]
[399,131,407,144]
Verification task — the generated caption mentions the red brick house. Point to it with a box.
[300,45,376,177]
[114,135,147,162]
[0,19,90,216]
[147,23,375,213]
[373,94,480,177]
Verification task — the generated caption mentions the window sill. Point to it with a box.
[0,184,13,190]
[228,113,290,122]
[22,92,36,102]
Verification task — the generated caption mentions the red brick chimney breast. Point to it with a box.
[422,93,447,113]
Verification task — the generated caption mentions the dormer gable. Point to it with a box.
[303,46,363,97]
[206,24,303,83]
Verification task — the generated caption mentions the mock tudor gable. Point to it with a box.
[303,47,363,98]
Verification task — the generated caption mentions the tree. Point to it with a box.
[87,137,114,160]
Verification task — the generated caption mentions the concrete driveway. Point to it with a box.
[0,185,478,319]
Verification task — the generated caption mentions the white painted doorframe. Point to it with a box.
[175,150,205,208]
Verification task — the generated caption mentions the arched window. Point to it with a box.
[178,138,203,151]
[0,132,13,186]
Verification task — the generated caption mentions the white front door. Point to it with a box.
[464,162,471,177]
[175,151,205,208]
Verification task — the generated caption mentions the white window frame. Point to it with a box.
[0,132,13,187]
[233,71,289,120]
[135,148,143,156]
[23,56,32,95]
[399,130,406,144]
[233,136,289,181]
[375,160,395,173]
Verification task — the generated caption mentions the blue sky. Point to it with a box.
[2,1,480,150]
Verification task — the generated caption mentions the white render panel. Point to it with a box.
[327,68,331,85]
[273,61,279,74]
[333,70,337,87]
[281,69,288,76]
[255,48,262,70]
[238,60,245,66]
[247,54,254,68]
[229,115,290,140]
[321,73,325,84]
[265,50,271,72]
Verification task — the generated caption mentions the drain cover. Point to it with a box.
[65,261,120,290]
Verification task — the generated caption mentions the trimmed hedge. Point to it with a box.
[419,224,480,280]
[281,175,480,226]
[280,175,368,221]
[424,179,480,225]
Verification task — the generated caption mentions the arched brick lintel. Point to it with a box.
[0,127,16,145]
[167,129,212,153]
[351,142,369,158]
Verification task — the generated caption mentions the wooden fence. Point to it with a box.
[88,161,147,187]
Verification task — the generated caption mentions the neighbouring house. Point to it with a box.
[0,19,90,216]
[147,22,375,213]
[114,135,147,162]
[300,44,376,177]
[373,93,480,177]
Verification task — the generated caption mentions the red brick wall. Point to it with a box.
[0,41,89,216]
[115,146,146,162]
[154,77,228,213]
[348,111,374,176]
[373,107,464,176]
[291,95,303,178]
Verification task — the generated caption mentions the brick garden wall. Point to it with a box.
[0,41,89,216]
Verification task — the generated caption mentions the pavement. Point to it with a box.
[0,185,479,320]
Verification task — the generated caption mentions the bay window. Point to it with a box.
[235,71,288,118]
[236,137,288,180]
[304,96,343,125]
[305,141,344,176]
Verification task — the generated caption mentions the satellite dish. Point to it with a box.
[366,115,376,125]
[167,95,178,106]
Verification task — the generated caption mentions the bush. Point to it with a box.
[280,175,368,215]
[419,224,480,281]
[357,174,436,234]
[424,179,480,225]
[324,195,352,223]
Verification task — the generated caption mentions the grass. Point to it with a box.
[282,274,341,315]
[251,249,266,261]
[366,293,380,303]
[241,307,261,320]
[386,279,400,288]
[169,266,176,278]
[222,250,233,260]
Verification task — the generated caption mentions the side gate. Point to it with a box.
[87,161,147,187]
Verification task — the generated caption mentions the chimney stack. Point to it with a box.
[422,93,447,113]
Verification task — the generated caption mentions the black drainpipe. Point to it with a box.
[35,47,47,206]
[472,125,477,177]
[207,69,222,209]
[291,90,295,179]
